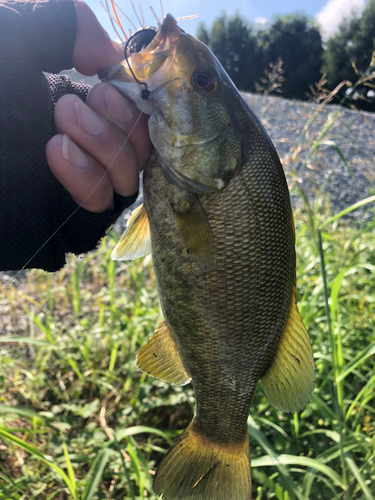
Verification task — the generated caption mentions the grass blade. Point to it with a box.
[248,417,304,500]
[317,140,353,177]
[336,344,375,383]
[0,428,77,499]
[65,356,84,380]
[115,425,174,445]
[252,455,346,489]
[0,337,56,347]
[0,405,45,422]
[320,195,375,228]
[82,448,113,500]
[345,454,374,500]
[62,440,77,496]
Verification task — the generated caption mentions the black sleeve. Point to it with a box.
[0,0,137,272]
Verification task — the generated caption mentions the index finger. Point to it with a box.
[86,83,153,169]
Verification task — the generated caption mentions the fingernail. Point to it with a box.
[74,100,105,135]
[62,134,88,169]
[105,85,133,122]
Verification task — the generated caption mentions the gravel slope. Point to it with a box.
[243,92,375,217]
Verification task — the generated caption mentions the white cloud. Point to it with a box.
[316,0,365,40]
[255,17,268,25]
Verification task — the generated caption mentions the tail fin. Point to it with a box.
[153,422,251,500]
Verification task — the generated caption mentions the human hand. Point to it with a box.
[47,2,151,213]
[46,83,151,213]
[72,0,124,77]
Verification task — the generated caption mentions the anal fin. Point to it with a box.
[136,320,191,386]
[111,204,151,261]
[261,286,315,413]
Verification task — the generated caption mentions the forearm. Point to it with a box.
[1,0,77,72]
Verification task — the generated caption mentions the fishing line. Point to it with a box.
[0,106,146,294]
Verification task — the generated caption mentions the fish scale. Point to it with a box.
[143,124,293,445]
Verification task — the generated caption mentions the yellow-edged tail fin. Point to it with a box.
[153,421,251,500]
[136,320,191,386]
[111,204,151,261]
[261,285,315,413]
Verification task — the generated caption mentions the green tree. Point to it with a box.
[258,14,323,100]
[196,15,261,92]
[196,22,209,46]
[322,0,375,110]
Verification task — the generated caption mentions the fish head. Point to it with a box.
[99,14,245,193]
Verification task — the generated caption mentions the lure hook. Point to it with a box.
[124,29,157,100]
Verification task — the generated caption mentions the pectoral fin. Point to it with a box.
[173,196,215,272]
[111,204,151,261]
[261,286,315,413]
[136,320,191,386]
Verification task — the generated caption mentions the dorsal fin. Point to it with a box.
[111,204,151,261]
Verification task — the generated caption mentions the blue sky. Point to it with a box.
[86,0,368,41]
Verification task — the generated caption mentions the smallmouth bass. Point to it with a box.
[99,13,315,500]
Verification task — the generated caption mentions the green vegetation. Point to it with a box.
[0,193,374,499]
[197,13,323,100]
[257,15,323,101]
[322,0,375,110]
[196,15,261,93]
[197,0,375,110]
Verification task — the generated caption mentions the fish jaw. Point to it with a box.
[99,63,154,116]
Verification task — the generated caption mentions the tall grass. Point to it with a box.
[1,206,374,499]
[0,73,374,498]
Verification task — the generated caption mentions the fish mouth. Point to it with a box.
[138,13,181,57]
[99,14,183,86]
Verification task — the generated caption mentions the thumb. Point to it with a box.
[73,1,124,76]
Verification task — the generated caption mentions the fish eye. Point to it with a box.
[192,69,217,93]
[125,28,157,56]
